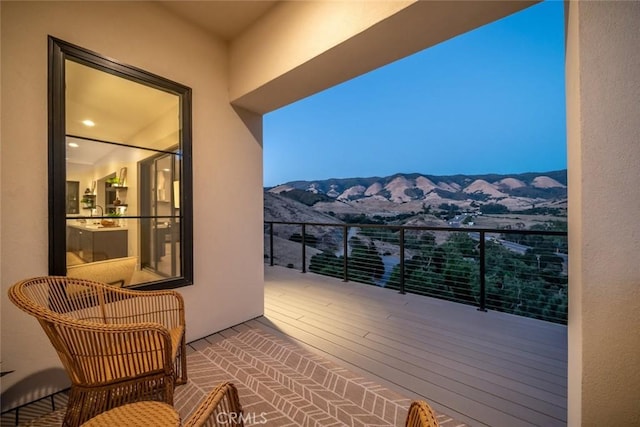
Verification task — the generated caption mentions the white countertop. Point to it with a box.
[67,222,128,232]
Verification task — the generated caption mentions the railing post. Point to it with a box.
[399,227,405,294]
[269,222,274,266]
[301,223,306,273]
[343,225,349,282]
[478,231,487,312]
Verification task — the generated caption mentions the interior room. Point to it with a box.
[64,59,183,286]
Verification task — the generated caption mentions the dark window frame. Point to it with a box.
[48,36,193,290]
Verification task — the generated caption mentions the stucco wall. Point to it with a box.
[566,1,640,424]
[0,1,264,410]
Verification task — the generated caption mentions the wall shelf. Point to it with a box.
[81,194,96,210]
[106,187,127,214]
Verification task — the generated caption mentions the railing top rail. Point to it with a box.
[264,220,567,237]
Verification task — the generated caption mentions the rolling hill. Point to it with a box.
[266,170,567,215]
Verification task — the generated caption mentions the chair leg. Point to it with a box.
[176,335,188,385]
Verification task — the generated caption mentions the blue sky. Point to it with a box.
[263,1,566,188]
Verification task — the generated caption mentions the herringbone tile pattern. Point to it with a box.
[180,328,421,426]
[5,327,463,426]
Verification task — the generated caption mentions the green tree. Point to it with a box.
[480,203,509,214]
[289,233,318,247]
[484,239,567,322]
[309,251,343,278]
[348,237,384,284]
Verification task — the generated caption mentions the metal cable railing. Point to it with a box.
[265,221,568,324]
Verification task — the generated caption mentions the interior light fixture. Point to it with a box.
[82,119,95,127]
[68,142,79,148]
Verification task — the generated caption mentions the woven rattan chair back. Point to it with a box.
[405,400,439,427]
[8,276,187,426]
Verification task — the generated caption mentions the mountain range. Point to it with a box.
[266,170,567,214]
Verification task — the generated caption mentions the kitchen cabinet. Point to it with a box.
[66,181,80,214]
[67,225,127,263]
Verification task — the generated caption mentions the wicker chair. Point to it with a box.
[405,400,439,427]
[183,382,244,427]
[79,382,244,427]
[8,276,187,426]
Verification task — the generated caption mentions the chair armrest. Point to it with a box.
[182,382,244,427]
[404,400,439,427]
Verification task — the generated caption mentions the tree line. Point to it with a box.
[308,230,567,324]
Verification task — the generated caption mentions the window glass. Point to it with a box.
[50,38,192,289]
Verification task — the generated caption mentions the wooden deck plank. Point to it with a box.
[266,291,567,377]
[388,310,567,359]
[290,308,566,411]
[268,274,566,361]
[246,316,497,427]
[265,273,567,378]
[267,275,567,360]
[266,295,567,390]
[263,307,565,426]
[250,316,519,427]
[266,296,566,406]
[262,266,568,427]
[255,312,541,427]
[363,332,565,408]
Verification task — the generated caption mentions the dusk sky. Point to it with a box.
[263,1,566,188]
